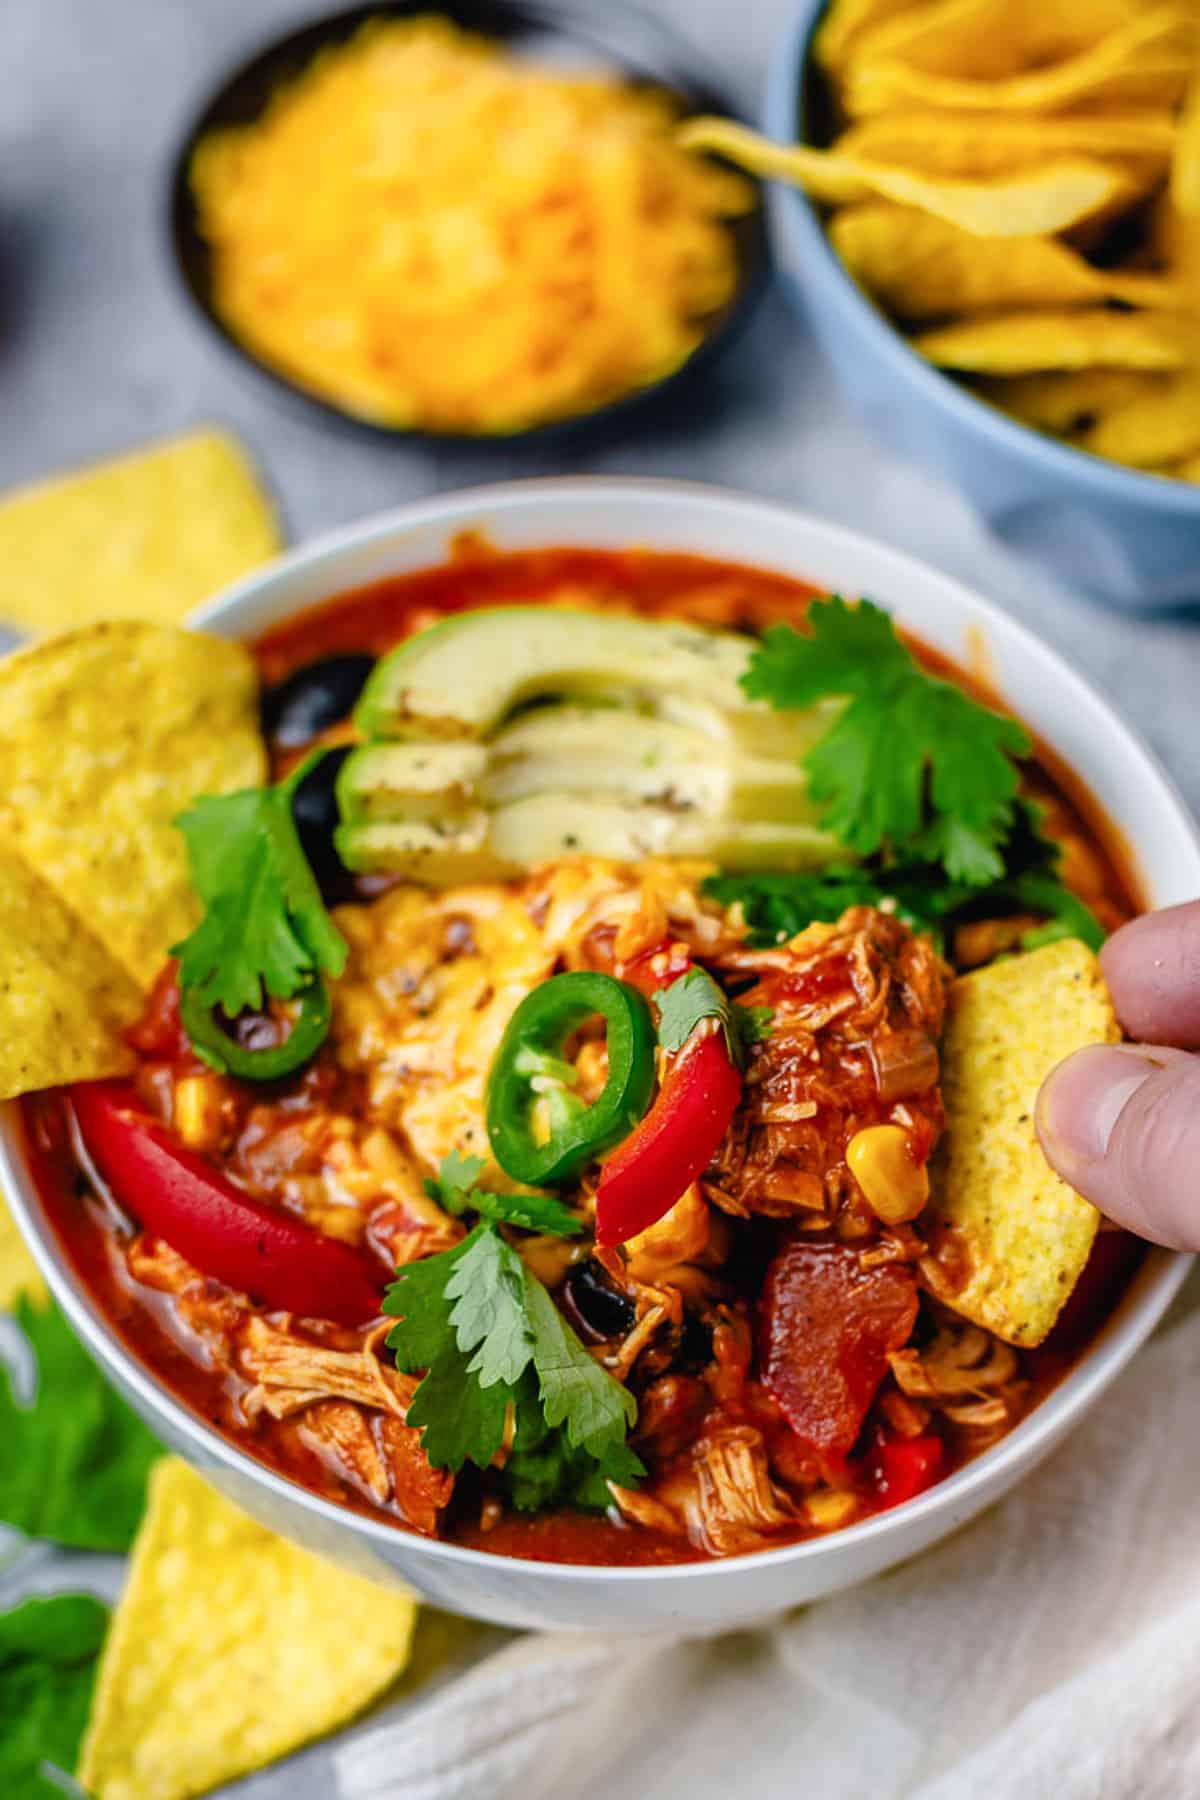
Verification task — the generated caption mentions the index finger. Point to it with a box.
[1100,900,1200,1049]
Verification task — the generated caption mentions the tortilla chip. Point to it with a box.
[815,0,920,70]
[1077,368,1200,465]
[1165,451,1200,482]
[913,309,1193,375]
[975,368,1169,433]
[78,1459,418,1800]
[0,1190,48,1311]
[834,110,1179,177]
[1171,68,1200,214]
[0,623,266,987]
[678,120,1133,236]
[844,10,1194,117]
[927,939,1120,1348]
[0,430,280,638]
[831,203,1181,318]
[0,841,139,1102]
[850,0,1144,83]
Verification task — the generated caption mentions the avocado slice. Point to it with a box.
[480,707,818,823]
[337,795,843,884]
[337,741,488,825]
[354,607,768,740]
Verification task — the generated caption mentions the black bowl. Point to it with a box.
[167,0,769,447]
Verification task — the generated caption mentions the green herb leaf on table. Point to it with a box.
[171,754,346,1022]
[0,1297,162,1553]
[0,1593,108,1800]
[653,967,773,1068]
[742,597,1031,884]
[385,1225,640,1492]
[423,1152,581,1238]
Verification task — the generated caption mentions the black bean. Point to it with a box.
[262,654,375,748]
[291,745,357,905]
[562,1259,636,1341]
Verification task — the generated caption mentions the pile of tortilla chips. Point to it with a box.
[680,0,1200,482]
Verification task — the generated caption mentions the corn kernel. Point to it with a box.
[172,1074,226,1152]
[806,1489,859,1530]
[846,1124,930,1225]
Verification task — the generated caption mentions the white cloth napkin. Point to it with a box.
[335,1289,1200,1800]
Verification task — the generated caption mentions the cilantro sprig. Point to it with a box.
[385,1226,641,1492]
[742,597,1031,885]
[705,801,1104,955]
[171,752,346,1025]
[424,1152,582,1239]
[653,968,772,1067]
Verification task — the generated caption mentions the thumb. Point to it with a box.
[1036,1043,1200,1249]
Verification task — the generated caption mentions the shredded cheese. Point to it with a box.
[190,17,753,433]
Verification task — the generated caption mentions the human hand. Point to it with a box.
[1037,901,1200,1248]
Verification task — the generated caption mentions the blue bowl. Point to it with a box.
[765,0,1200,611]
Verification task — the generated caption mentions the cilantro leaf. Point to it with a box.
[423,1153,581,1238]
[0,1297,162,1552]
[445,1229,534,1388]
[385,1226,639,1479]
[704,803,1104,957]
[653,968,772,1069]
[501,1376,645,1512]
[171,755,346,1020]
[522,1274,636,1460]
[0,1594,108,1799]
[403,1346,509,1475]
[743,598,1031,885]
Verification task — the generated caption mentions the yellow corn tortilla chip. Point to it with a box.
[0,623,266,987]
[913,309,1193,375]
[1171,69,1200,214]
[831,203,1181,318]
[1077,368,1200,465]
[850,0,1145,83]
[845,8,1194,117]
[834,110,1179,178]
[0,841,139,1101]
[1165,451,1200,482]
[975,368,1170,433]
[0,430,279,638]
[79,1458,418,1800]
[815,0,921,70]
[0,1189,48,1311]
[927,939,1120,1347]
[678,120,1134,236]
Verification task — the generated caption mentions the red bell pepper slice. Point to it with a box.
[594,1027,742,1249]
[759,1238,919,1463]
[868,1435,944,1510]
[72,1082,382,1326]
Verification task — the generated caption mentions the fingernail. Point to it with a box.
[1037,1045,1160,1168]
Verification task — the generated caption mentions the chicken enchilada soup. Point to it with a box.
[11,542,1141,1565]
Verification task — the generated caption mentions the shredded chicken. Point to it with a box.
[708,907,948,1229]
[612,1425,797,1555]
[125,1235,249,1371]
[238,1317,417,1421]
[889,1321,1019,1400]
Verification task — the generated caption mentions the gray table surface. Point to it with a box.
[5,1,1200,1795]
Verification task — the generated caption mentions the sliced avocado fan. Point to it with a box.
[339,607,847,883]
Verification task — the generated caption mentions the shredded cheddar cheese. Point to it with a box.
[190,17,753,433]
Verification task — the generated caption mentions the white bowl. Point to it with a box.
[4,478,1196,1633]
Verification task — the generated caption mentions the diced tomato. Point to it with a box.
[758,1238,919,1463]
[868,1435,944,1510]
